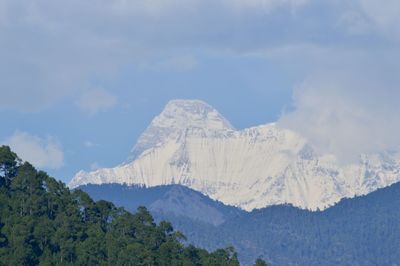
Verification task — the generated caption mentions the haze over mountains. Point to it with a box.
[70,99,400,211]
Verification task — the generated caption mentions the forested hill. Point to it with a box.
[0,146,255,266]
[166,181,400,265]
[79,175,400,265]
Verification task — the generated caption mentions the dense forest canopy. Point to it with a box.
[0,146,265,266]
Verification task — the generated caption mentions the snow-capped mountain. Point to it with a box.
[70,99,400,211]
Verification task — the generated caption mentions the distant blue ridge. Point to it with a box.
[79,182,400,266]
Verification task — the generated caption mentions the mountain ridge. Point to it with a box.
[78,181,400,265]
[70,99,400,211]
[79,183,244,226]
[126,99,234,163]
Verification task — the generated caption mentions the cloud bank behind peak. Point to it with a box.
[278,66,400,163]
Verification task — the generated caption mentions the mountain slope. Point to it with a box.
[80,184,244,226]
[211,181,400,265]
[70,99,400,211]
[80,181,400,266]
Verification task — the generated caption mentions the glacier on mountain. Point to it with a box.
[69,99,400,211]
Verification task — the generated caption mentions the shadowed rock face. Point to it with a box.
[70,99,400,211]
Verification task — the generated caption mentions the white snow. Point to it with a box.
[69,99,400,211]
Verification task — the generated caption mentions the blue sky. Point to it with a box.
[1,0,400,183]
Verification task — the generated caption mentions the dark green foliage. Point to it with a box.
[253,258,267,266]
[0,146,242,265]
[0,146,20,187]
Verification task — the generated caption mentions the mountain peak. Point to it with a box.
[164,99,211,110]
[126,99,234,161]
[153,99,234,130]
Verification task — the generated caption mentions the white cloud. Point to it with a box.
[112,0,309,16]
[77,89,117,116]
[357,0,400,38]
[227,0,309,13]
[0,0,399,114]
[112,0,199,16]
[2,131,64,169]
[0,0,316,113]
[278,69,400,163]
[337,10,372,35]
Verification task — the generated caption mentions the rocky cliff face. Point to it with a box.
[69,99,400,211]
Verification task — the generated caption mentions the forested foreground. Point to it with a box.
[0,146,264,266]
